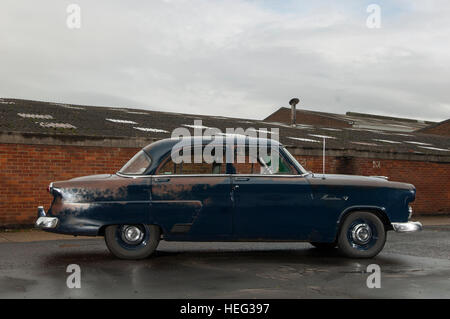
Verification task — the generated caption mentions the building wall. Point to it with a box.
[0,143,139,226]
[0,142,449,227]
[418,119,450,136]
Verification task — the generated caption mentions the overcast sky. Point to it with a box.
[1,0,449,121]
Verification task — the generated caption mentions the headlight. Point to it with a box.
[408,205,413,219]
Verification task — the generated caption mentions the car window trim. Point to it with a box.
[117,172,309,178]
[155,145,229,175]
[118,150,152,176]
[151,174,307,178]
[116,172,152,178]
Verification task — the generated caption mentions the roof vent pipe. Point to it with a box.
[289,98,299,127]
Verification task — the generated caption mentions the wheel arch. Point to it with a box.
[336,206,393,236]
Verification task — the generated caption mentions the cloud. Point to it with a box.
[0,0,449,121]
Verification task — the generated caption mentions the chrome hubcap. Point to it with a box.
[121,225,144,245]
[351,223,372,245]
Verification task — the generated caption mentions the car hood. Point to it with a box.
[307,173,415,190]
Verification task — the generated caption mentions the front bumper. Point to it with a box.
[35,206,58,229]
[391,221,423,233]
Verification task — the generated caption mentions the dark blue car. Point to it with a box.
[36,136,422,259]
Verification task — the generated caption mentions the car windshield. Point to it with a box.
[119,150,151,175]
[281,147,309,175]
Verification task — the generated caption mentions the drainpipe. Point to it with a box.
[323,137,326,177]
[289,98,299,127]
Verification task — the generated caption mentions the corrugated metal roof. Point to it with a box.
[1,98,449,156]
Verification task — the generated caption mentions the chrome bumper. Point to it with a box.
[35,206,58,229]
[391,221,423,233]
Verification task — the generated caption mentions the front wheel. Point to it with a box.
[337,211,386,258]
[104,224,160,260]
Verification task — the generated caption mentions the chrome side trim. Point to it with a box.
[116,172,152,178]
[117,172,306,178]
[391,221,423,233]
[152,174,304,178]
[65,201,152,205]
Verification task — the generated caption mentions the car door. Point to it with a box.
[231,147,313,240]
[150,146,233,240]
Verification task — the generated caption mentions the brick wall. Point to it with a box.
[418,119,450,136]
[0,143,449,227]
[0,143,139,226]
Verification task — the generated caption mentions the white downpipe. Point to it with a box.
[322,137,326,176]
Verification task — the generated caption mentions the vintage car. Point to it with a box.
[35,136,422,259]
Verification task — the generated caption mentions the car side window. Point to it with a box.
[232,151,264,175]
[233,147,296,175]
[158,158,178,175]
[259,153,296,175]
[156,147,226,175]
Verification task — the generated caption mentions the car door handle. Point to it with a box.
[155,178,170,183]
[234,177,250,182]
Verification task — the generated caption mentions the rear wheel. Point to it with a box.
[104,224,160,260]
[337,211,386,258]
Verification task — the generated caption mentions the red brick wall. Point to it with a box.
[0,143,449,226]
[0,143,139,226]
[418,119,450,136]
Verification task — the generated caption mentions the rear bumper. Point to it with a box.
[35,206,58,229]
[391,221,423,233]
[34,206,99,236]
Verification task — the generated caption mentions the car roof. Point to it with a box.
[144,136,281,152]
[142,136,282,171]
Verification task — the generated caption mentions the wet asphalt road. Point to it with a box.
[0,226,449,298]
